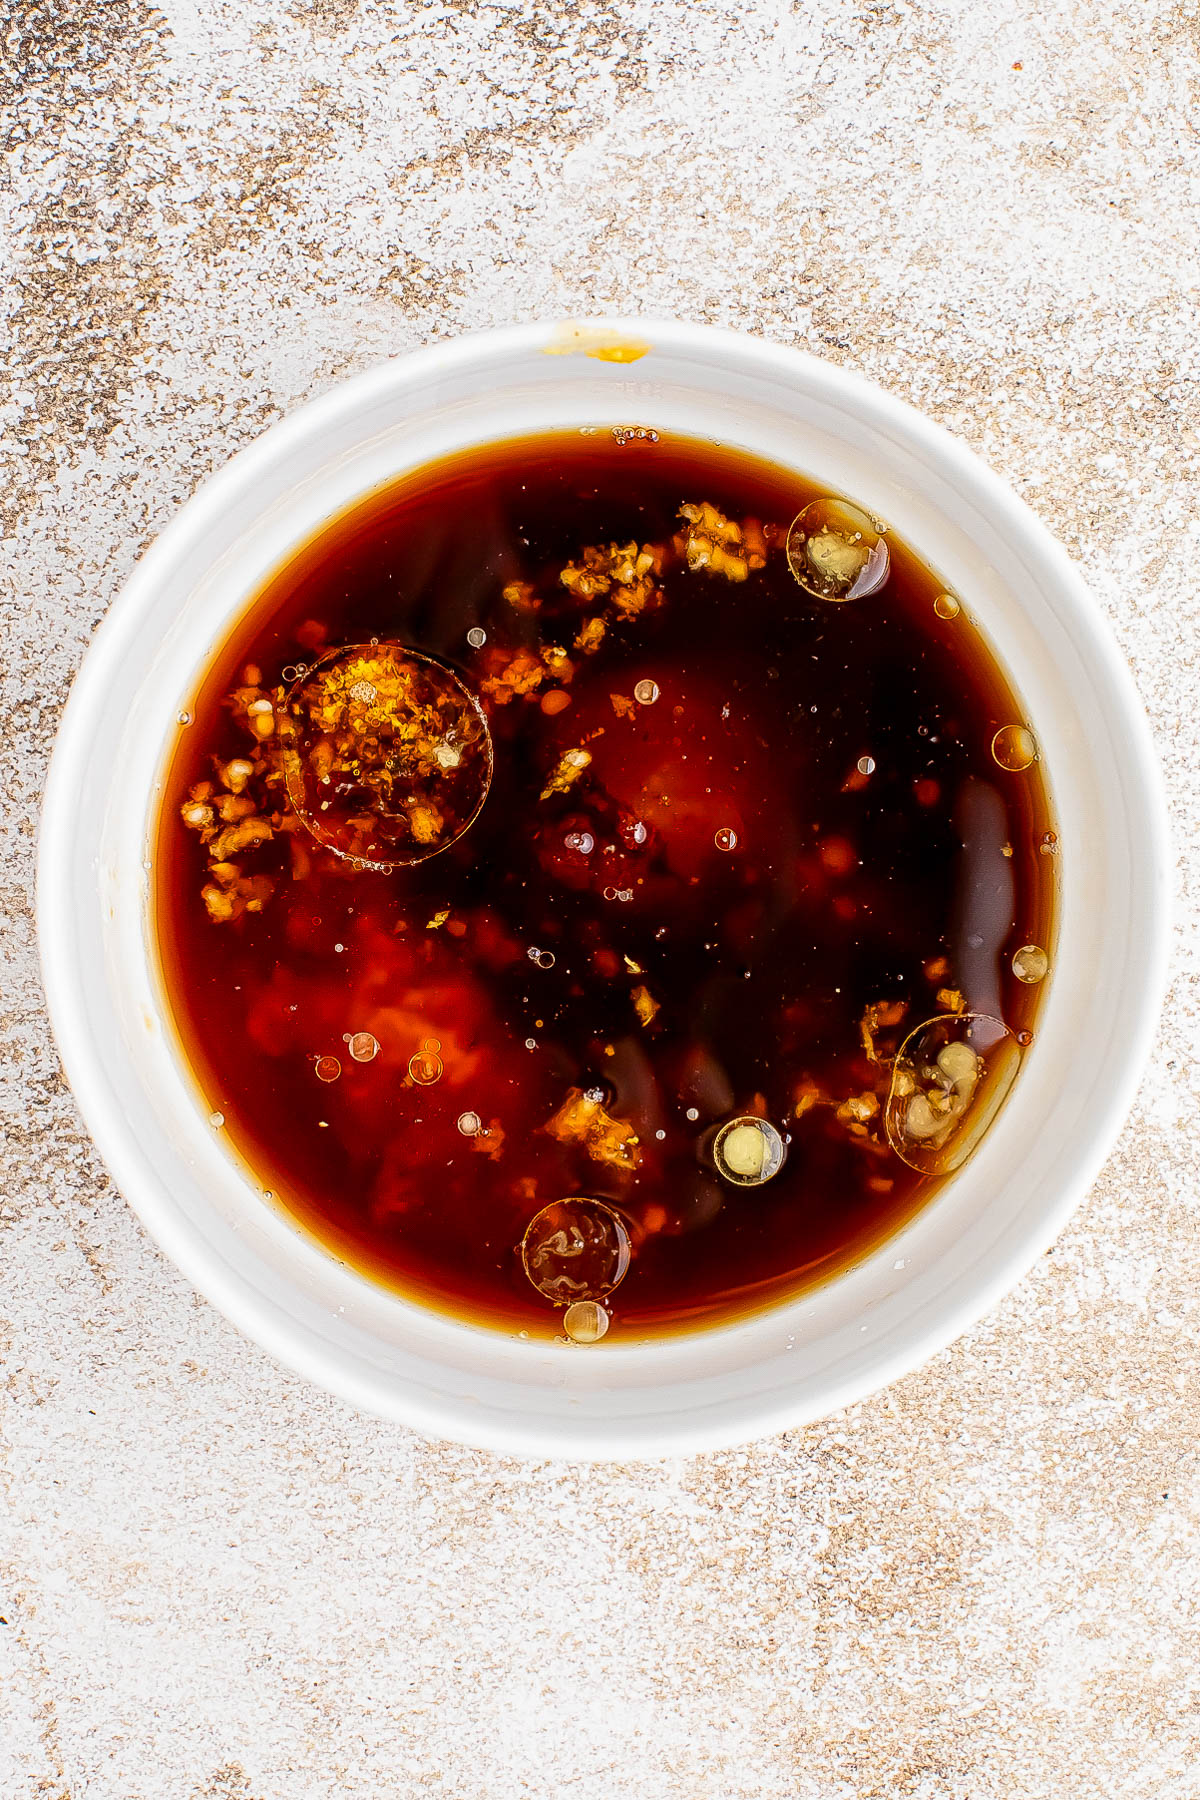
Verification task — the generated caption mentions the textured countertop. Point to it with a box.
[4,2,1199,1795]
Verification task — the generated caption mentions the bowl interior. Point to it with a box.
[38,322,1168,1456]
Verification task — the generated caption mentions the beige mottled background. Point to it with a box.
[3,1,1199,1795]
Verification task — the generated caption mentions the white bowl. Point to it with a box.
[38,320,1170,1458]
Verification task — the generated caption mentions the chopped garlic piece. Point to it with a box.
[631,984,660,1027]
[574,616,606,656]
[540,746,592,800]
[677,501,767,583]
[544,1087,640,1172]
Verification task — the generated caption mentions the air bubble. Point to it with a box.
[466,626,487,648]
[712,1116,785,1186]
[786,498,889,602]
[177,710,192,726]
[857,755,876,775]
[457,1110,482,1137]
[686,1107,700,1122]
[528,947,556,970]
[521,1198,631,1304]
[563,1300,610,1343]
[934,593,961,620]
[209,1110,224,1127]
[278,642,492,870]
[564,830,595,855]
[315,1055,341,1083]
[991,724,1038,772]
[347,1031,379,1062]
[634,679,660,705]
[885,1013,1019,1174]
[714,827,739,852]
[1011,944,1049,984]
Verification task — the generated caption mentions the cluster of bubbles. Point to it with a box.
[519,1110,793,1342]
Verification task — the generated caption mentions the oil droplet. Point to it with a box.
[857,755,876,775]
[466,626,487,648]
[885,1013,1018,1175]
[521,1199,631,1303]
[408,1038,443,1085]
[712,1116,785,1186]
[279,642,493,870]
[934,592,961,620]
[991,724,1038,772]
[563,1300,610,1343]
[457,1110,482,1136]
[786,498,889,601]
[315,1055,341,1083]
[209,1110,224,1127]
[1011,944,1049,984]
[714,827,739,852]
[634,678,660,705]
[347,1031,379,1062]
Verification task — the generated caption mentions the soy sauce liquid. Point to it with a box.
[154,432,1056,1337]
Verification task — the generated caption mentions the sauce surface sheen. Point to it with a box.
[154,431,1056,1337]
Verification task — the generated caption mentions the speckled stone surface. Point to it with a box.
[3,2,1199,1794]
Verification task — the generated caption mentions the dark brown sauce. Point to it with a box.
[153,431,1056,1338]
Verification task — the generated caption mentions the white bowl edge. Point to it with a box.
[37,319,1171,1458]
